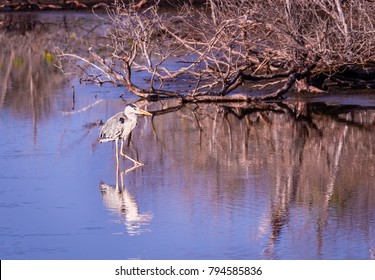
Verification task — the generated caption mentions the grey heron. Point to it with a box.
[99,103,152,166]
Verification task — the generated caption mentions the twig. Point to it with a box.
[61,99,104,115]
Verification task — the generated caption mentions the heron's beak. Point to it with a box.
[137,108,152,116]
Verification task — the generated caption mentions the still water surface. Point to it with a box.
[1,12,375,260]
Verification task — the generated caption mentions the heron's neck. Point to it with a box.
[125,112,137,121]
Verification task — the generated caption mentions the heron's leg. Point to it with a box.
[115,150,120,191]
[120,140,144,166]
[115,138,120,168]
[124,165,139,174]
[120,139,124,157]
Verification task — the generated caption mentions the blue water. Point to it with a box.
[1,12,375,260]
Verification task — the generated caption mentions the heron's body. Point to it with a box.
[99,111,137,143]
[99,104,152,166]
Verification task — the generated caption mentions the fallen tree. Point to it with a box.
[58,0,375,102]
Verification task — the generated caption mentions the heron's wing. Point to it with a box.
[99,112,128,142]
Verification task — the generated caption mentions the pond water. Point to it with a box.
[1,12,375,260]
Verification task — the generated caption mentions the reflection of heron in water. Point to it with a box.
[99,103,152,167]
[100,166,153,236]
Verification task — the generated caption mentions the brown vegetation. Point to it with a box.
[58,0,375,102]
[0,0,204,11]
[0,0,105,11]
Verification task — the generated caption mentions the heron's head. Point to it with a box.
[125,103,152,116]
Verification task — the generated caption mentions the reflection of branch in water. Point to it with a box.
[192,105,204,132]
[28,47,37,146]
[152,104,182,117]
[100,167,153,236]
[60,99,103,115]
[316,125,348,255]
[59,119,103,156]
[60,99,104,154]
[324,126,348,206]
[258,107,310,259]
[0,50,15,110]
[147,101,184,157]
[145,100,375,258]
[261,134,302,259]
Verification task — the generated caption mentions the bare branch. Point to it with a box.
[58,0,375,102]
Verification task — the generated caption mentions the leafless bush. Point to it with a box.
[59,0,375,102]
